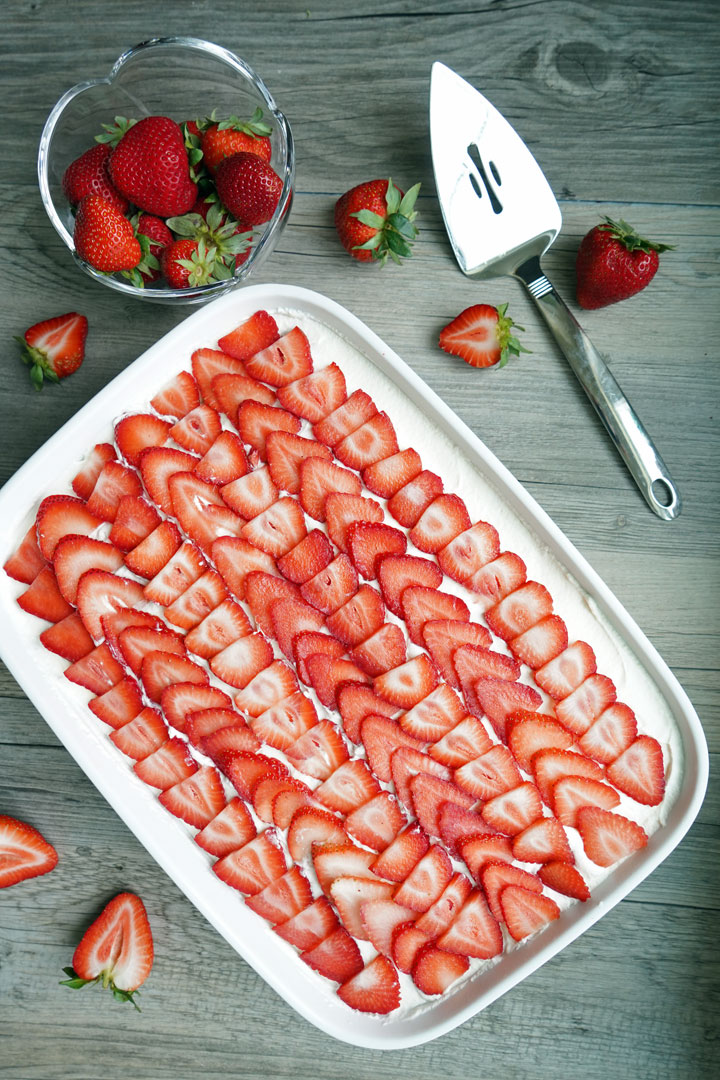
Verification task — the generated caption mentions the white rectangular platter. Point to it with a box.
[0,283,708,1048]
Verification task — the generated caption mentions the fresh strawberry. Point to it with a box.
[481,781,544,836]
[337,954,401,1015]
[170,405,222,455]
[506,713,575,772]
[140,651,209,705]
[325,585,383,648]
[576,217,672,308]
[143,541,207,606]
[409,494,471,554]
[237,400,301,457]
[76,570,146,639]
[485,581,554,642]
[358,900,417,957]
[64,642,125,694]
[287,806,348,862]
[387,469,444,528]
[314,760,381,815]
[301,927,364,984]
[229,659,296,717]
[40,611,95,662]
[150,370,201,419]
[375,654,438,709]
[221,465,279,519]
[500,885,560,941]
[85,461,143,522]
[552,775,621,828]
[169,474,244,556]
[412,943,469,995]
[578,702,638,765]
[334,411,399,470]
[100,608,162,656]
[3,523,47,584]
[508,614,569,669]
[297,461,360,526]
[16,312,88,389]
[335,178,420,264]
[336,683,398,744]
[272,785,319,830]
[164,569,229,631]
[16,565,72,622]
[185,705,252,747]
[109,495,161,552]
[160,681,231,733]
[439,302,529,368]
[457,834,513,879]
[50,536,121,607]
[74,194,142,273]
[161,238,218,289]
[109,705,168,760]
[213,829,287,894]
[252,774,313,824]
[415,872,474,937]
[389,745,450,810]
[468,677,542,741]
[350,622,407,677]
[437,888,504,959]
[312,388,378,447]
[192,347,247,408]
[344,791,406,852]
[369,823,429,882]
[554,673,617,736]
[250,692,319,751]
[480,861,543,923]
[217,309,279,361]
[134,736,198,790]
[200,110,273,174]
[606,734,665,806]
[136,212,173,282]
[220,751,286,800]
[453,645,521,697]
[274,895,340,951]
[535,640,597,700]
[428,715,493,768]
[276,363,347,423]
[61,892,153,1008]
[285,719,350,780]
[158,765,226,828]
[465,551,528,610]
[199,722,261,760]
[312,842,377,893]
[266,432,332,494]
[209,632,274,689]
[330,876,395,938]
[538,860,591,901]
[0,815,58,889]
[438,520,501,583]
[88,677,144,729]
[512,816,574,864]
[359,715,423,783]
[62,142,128,212]
[245,865,313,925]
[325,493,383,552]
[392,922,433,974]
[362,447,422,498]
[108,115,197,216]
[400,585,470,646]
[277,529,333,584]
[398,684,465,742]
[409,772,475,838]
[244,326,314,388]
[185,598,253,659]
[139,446,200,515]
[394,845,453,912]
[243,570,298,633]
[241,497,307,557]
[347,521,408,580]
[215,151,283,225]
[531,748,605,805]
[123,520,182,579]
[377,554,443,618]
[194,797,256,857]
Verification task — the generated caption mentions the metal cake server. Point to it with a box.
[429,61,680,521]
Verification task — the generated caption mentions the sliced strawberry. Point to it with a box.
[244,326,313,387]
[232,658,298,716]
[150,369,200,418]
[169,472,245,556]
[69,891,152,998]
[334,411,399,470]
[284,719,350,780]
[301,927,364,984]
[325,493,384,553]
[369,823,429,883]
[362,447,422,498]
[360,714,423,782]
[274,895,340,951]
[606,734,665,806]
[133,737,197,789]
[412,944,469,996]
[377,553,443,618]
[266,432,333,494]
[305,655,370,708]
[143,541,207,606]
[453,744,520,800]
[509,614,569,669]
[186,600,251,661]
[217,310,279,361]
[158,765,226,828]
[552,775,620,828]
[437,888,504,959]
[390,746,450,810]
[535,640,597,700]
[325,585,384,648]
[213,829,287,894]
[0,815,58,888]
[40,611,94,661]
[337,955,401,1015]
[410,772,475,838]
[64,642,125,695]
[507,714,575,772]
[221,465,278,519]
[88,676,144,729]
[300,553,358,614]
[241,497,307,557]
[512,816,574,864]
[123,520,182,579]
[337,682,398,744]
[219,751,284,799]
[387,470,443,528]
[209,632,274,690]
[421,620,492,688]
[253,774,310,826]
[399,684,465,742]
[139,446,200,515]
[394,845,453,913]
[470,677,542,741]
[532,748,605,805]
[436,801,492,855]
[76,570,146,639]
[374,654,439,709]
[453,645,521,699]
[277,529,333,584]
[195,796,257,857]
[287,806,347,862]
[109,495,161,552]
[141,651,209,704]
[392,922,433,975]
[314,759,381,814]
[330,876,395,938]
[100,607,163,656]
[579,702,638,765]
[199,723,262,760]
[485,581,554,642]
[212,372,276,422]
[35,495,101,560]
[480,861,543,923]
[298,459,362,522]
[164,570,228,631]
[117,624,186,676]
[250,692,319,751]
[399,587,472,643]
[4,523,46,585]
[214,542,279,605]
[236,400,301,458]
[429,715,493,768]
[350,622,407,677]
[359,902,418,957]
[409,494,471,554]
[185,706,253,747]
[465,551,528,611]
[270,596,327,659]
[312,388,377,447]
[86,461,143,522]
[245,865,313,924]
[437,520,500,583]
[500,885,560,942]
[191,347,247,409]
[345,791,406,852]
[292,630,345,684]
[274,363,347,424]
[555,674,617,736]
[243,570,297,634]
[115,413,171,466]
[539,860,591,901]
[457,834,513,879]
[312,842,378,893]
[70,442,117,501]
[194,430,249,485]
[272,785,319,829]
[160,682,231,733]
[482,781,544,836]
[347,521,408,580]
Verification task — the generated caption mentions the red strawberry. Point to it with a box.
[429,715,493,768]
[552,775,621,828]
[500,885,560,941]
[213,830,287,894]
[100,608,163,656]
[337,955,401,1015]
[220,751,286,800]
[195,430,249,485]
[16,312,89,389]
[86,461,143,522]
[276,363,347,423]
[409,494,471,554]
[576,217,672,308]
[394,845,453,913]
[401,585,470,646]
[277,529,333,584]
[415,872,473,937]
[334,178,420,264]
[606,734,665,806]
[312,842,377,893]
[250,692,319,751]
[392,923,433,975]
[535,640,597,700]
[244,327,314,387]
[301,927,363,984]
[76,570,146,639]
[511,816,574,864]
[312,388,378,447]
[439,302,529,368]
[457,834,513,879]
[53,535,124,605]
[334,411,399,471]
[314,759,381,815]
[198,722,261,761]
[326,585,384,648]
[200,110,273,174]
[325,493,382,552]
[359,715,422,782]
[453,645,521,695]
[62,142,128,212]
[109,495,161,552]
[231,658,297,716]
[344,791,406,852]
[143,541,207,606]
[399,683,465,742]
[161,238,218,289]
[412,943,469,995]
[330,876,395,939]
[40,612,94,662]
[375,654,438,709]
[362,447,422,498]
[194,797,256,858]
[160,682,231,733]
[578,702,638,765]
[241,497,307,557]
[409,772,475,838]
[150,370,201,419]
[123,520,182,579]
[274,896,340,951]
[62,892,153,1008]
[390,746,450,810]
[387,470,444,528]
[350,622,407,677]
[469,677,542,741]
[217,309,279,361]
[0,815,58,889]
[170,405,222,455]
[377,554,443,619]
[287,806,347,862]
[359,901,417,957]
[266,431,332,494]
[538,861,591,902]
[243,570,298,633]
[3,524,47,585]
[140,651,208,705]
[185,705,251,746]
[369,823,429,882]
[237,400,301,457]
[185,598,253,659]
[74,194,142,273]
[347,521,407,580]
[64,642,124,695]
[88,677,144,730]
[509,614,569,669]
[285,719,350,780]
[221,465,279,519]
[215,151,283,226]
[208,632,274,689]
[136,212,173,282]
[506,714,575,772]
[109,116,197,216]
[158,765,226,828]
[139,446,200,515]
[465,551,528,610]
[436,889,503,959]
[245,865,313,924]
[438,520,501,583]
[16,565,72,622]
[555,673,617,736]
[480,861,543,923]
[192,347,247,408]
[481,781,544,836]
[531,748,605,806]
[337,683,398,744]
[485,581,554,642]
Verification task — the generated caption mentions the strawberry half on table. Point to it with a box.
[15,312,88,390]
[60,892,154,1010]
[334,178,420,265]
[439,302,530,369]
[0,815,58,888]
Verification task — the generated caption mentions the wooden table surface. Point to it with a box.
[2,2,718,1077]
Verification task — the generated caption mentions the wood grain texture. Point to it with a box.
[1,1,718,1076]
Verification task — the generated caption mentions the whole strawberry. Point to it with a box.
[74,194,142,273]
[136,213,173,284]
[335,178,420,264]
[161,237,219,289]
[108,115,197,217]
[62,143,128,214]
[200,108,273,174]
[215,151,283,226]
[15,312,88,390]
[576,217,673,309]
[166,197,252,273]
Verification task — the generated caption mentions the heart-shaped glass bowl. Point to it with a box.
[38,37,294,305]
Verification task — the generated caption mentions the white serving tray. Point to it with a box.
[0,284,708,1049]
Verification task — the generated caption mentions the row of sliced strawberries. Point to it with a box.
[4,308,664,1013]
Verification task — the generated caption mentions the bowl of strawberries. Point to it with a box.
[38,37,294,304]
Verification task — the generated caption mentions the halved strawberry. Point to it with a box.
[480,861,543,922]
[209,632,274,690]
[606,734,665,806]
[398,683,465,742]
[301,927,364,984]
[109,495,161,552]
[414,872,473,937]
[100,607,162,656]
[244,326,313,387]
[538,860,591,901]
[76,570,146,639]
[115,413,171,466]
[217,310,279,361]
[133,737,198,789]
[287,806,347,862]
[237,400,301,457]
[326,585,384,648]
[241,497,307,557]
[277,529,333,584]
[387,470,443,528]
[123,520,182,579]
[16,565,72,623]
[143,541,207,606]
[35,495,101,560]
[512,816,574,864]
[535,640,597,700]
[194,430,249,485]
[552,774,620,828]
[412,944,469,996]
[390,746,450,810]
[421,620,491,688]
[578,702,638,765]
[337,955,401,1015]
[330,876,395,938]
[334,411,399,470]
[437,888,504,959]
[481,781,544,836]
[158,765,226,828]
[232,657,298,716]
[70,442,117,501]
[457,834,513,879]
[429,715,493,768]
[314,759,381,814]
[350,622,407,677]
[467,556,529,615]
[213,541,279,604]
[284,719,350,780]
[485,581,554,642]
[500,885,560,942]
[531,748,605,805]
[337,682,398,744]
[4,523,46,585]
[164,570,228,631]
[254,774,311,827]
[325,493,384,553]
[312,841,377,894]
[270,595,327,659]
[312,388,377,446]
[470,677,542,741]
[369,823,429,883]
[191,347,247,409]
[276,362,347,423]
[555,674,617,736]
[212,372,276,422]
[141,651,209,704]
[437,520,500,583]
[300,553,359,615]
[86,461,143,522]
[245,865,313,924]
[344,791,406,852]
[0,815,58,888]
[362,447,422,498]
[150,369,200,419]
[274,895,340,951]
[298,459,362,522]
[409,772,475,838]
[394,845,453,913]
[360,714,422,782]
[139,446,200,515]
[374,654,439,709]
[305,655,370,708]
[509,614,569,670]
[272,785,319,829]
[160,682,231,733]
[401,586,469,646]
[65,890,153,1004]
[359,902,418,957]
[117,624,186,676]
[249,692,319,751]
[213,829,287,894]
[377,553,443,618]
[392,922,433,975]
[507,714,575,772]
[409,494,471,554]
[266,432,333,495]
[292,630,345,684]
[169,472,245,556]
[195,796,257,857]
[40,612,95,662]
[64,642,125,695]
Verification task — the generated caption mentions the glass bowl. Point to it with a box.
[38,37,294,305]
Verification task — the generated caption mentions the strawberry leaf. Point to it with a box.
[352,209,386,229]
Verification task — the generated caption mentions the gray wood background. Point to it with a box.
[1,2,718,1077]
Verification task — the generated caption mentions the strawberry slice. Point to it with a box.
[301,927,364,984]
[117,624,186,676]
[0,815,58,888]
[421,620,492,688]
[123,520,182,579]
[115,413,171,466]
[164,570,228,631]
[139,446,200,515]
[274,895,340,951]
[531,748,605,805]
[160,682,231,733]
[68,892,153,1004]
[360,715,423,782]
[330,876,395,938]
[337,682,398,744]
[169,472,245,555]
[535,640,597,700]
[221,465,278,519]
[512,816,574,864]
[470,677,542,741]
[150,369,200,418]
[199,724,261,760]
[325,493,383,553]
[437,520,501,583]
[185,598,253,659]
[409,494,471,554]
[387,470,443,528]
[457,834,513,879]
[266,431,333,494]
[300,553,359,614]
[133,737,198,789]
[362,447,422,498]
[344,791,406,852]
[401,585,470,646]
[185,705,252,746]
[305,655,370,708]
[506,714,575,772]
[453,645,521,695]
[390,746,450,809]
[454,743,522,800]
[437,888,504,959]
[52,536,122,604]
[284,719,350,780]
[465,551,528,611]
[143,541,207,606]
[312,388,377,446]
[606,734,665,806]
[241,497,307,557]
[232,657,298,716]
[76,570,146,639]
[314,759,381,814]
[236,400,301,457]
[214,542,279,605]
[212,373,276,422]
[35,495,101,560]
[481,782,544,836]
[217,310,280,361]
[209,632,274,689]
[244,326,313,387]
[538,861,591,902]
[287,806,347,862]
[480,861,543,922]
[578,702,638,765]
[70,442,117,501]
[109,495,161,552]
[399,683,465,742]
[343,516,407,580]
[272,786,319,829]
[350,622,407,677]
[270,595,327,659]
[394,845,453,913]
[276,361,347,422]
[245,865,313,924]
[312,840,378,893]
[213,829,287,894]
[374,654,439,709]
[485,581,554,641]
[414,872,473,938]
[326,585,384,648]
[219,751,286,799]
[409,772,475,838]
[243,570,298,633]
[141,651,209,704]
[377,553,443,618]
[292,630,345,684]
[412,944,469,995]
[337,955,401,1015]
[195,797,257,857]
[17,565,72,622]
[86,461,143,522]
[555,674,618,736]
[194,430,249,485]
[250,692,319,751]
[552,775,620,828]
[369,823,429,883]
[158,765,226,828]
[100,608,162,656]
[392,923,433,974]
[298,459,362,522]
[359,901,418,957]
[429,715,493,768]
[500,885,560,941]
[334,411,399,470]
[4,523,46,585]
[508,614,569,669]
[277,529,333,584]
[437,800,495,854]
[191,347,247,409]
[40,611,95,663]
